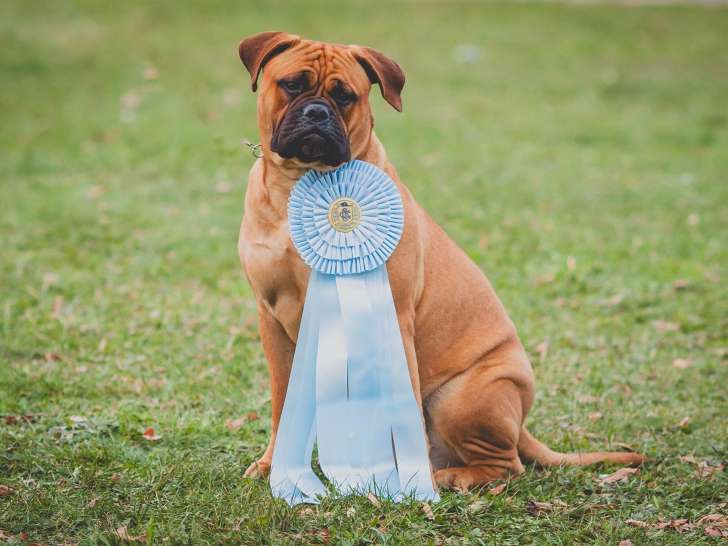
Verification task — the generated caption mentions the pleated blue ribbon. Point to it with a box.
[270,160,439,505]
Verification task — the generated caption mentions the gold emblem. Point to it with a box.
[327,197,361,233]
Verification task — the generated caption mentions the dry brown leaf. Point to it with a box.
[672,279,691,290]
[535,340,549,363]
[705,526,728,537]
[42,272,59,291]
[146,378,166,390]
[88,496,100,508]
[299,507,315,517]
[696,461,725,478]
[672,358,692,369]
[618,540,634,546]
[19,532,29,541]
[599,467,638,484]
[85,185,105,200]
[225,417,245,432]
[143,65,159,81]
[678,454,697,464]
[121,90,142,109]
[367,492,381,507]
[602,293,624,306]
[653,320,680,332]
[0,529,10,539]
[526,500,553,516]
[52,296,64,316]
[659,519,695,533]
[627,517,696,532]
[141,427,161,441]
[677,416,690,428]
[225,518,243,532]
[697,514,728,527]
[115,526,147,543]
[422,502,435,520]
[704,270,721,283]
[226,412,259,432]
[0,485,15,497]
[588,411,603,422]
[215,181,233,194]
[488,483,506,496]
[534,271,555,287]
[3,414,39,425]
[111,473,121,482]
[291,527,329,543]
[566,256,576,272]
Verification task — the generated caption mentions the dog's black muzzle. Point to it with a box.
[270,98,351,167]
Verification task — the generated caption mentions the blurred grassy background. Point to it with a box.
[1,1,727,544]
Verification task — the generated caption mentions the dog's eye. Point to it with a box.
[280,79,304,95]
[330,86,355,107]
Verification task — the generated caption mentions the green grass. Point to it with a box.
[1,1,727,544]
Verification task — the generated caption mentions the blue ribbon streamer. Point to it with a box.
[270,268,439,504]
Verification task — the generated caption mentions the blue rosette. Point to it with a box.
[288,160,404,275]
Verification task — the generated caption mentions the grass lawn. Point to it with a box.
[1,1,727,544]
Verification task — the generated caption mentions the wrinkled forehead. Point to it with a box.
[263,40,370,92]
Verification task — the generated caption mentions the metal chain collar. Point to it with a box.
[243,139,263,158]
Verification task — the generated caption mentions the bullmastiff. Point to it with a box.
[236,31,644,492]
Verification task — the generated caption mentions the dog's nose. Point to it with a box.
[302,103,330,123]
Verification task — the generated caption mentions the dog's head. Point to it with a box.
[238,32,405,169]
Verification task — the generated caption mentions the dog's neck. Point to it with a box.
[254,131,389,221]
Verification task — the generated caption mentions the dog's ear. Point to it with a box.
[352,46,405,112]
[238,31,300,92]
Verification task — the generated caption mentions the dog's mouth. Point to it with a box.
[271,130,349,167]
[270,99,351,167]
[297,132,328,162]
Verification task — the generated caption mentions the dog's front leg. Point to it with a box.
[397,310,423,409]
[244,303,295,478]
[397,308,440,486]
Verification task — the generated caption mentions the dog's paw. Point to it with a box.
[244,459,271,478]
[435,466,507,493]
[435,467,476,492]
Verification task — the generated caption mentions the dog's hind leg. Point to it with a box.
[426,346,535,491]
[426,344,645,491]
